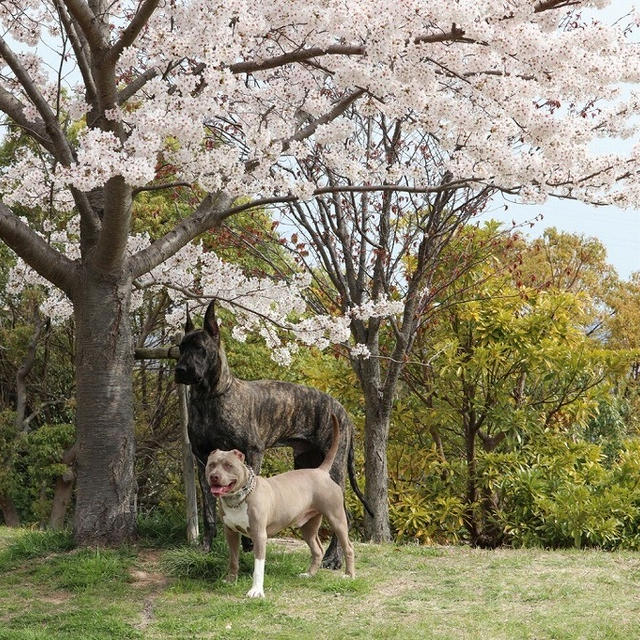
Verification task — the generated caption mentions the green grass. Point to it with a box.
[1,527,640,639]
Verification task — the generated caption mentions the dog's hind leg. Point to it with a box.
[299,514,324,577]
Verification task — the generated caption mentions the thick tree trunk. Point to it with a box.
[72,275,137,546]
[0,494,20,527]
[362,392,392,543]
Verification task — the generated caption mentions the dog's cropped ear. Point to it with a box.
[185,302,194,333]
[203,299,220,340]
[231,449,245,462]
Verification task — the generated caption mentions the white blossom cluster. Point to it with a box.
[2,0,640,357]
[1,1,638,209]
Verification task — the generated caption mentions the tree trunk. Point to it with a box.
[72,275,137,546]
[362,392,392,542]
[0,494,20,527]
[464,427,479,545]
[49,443,77,530]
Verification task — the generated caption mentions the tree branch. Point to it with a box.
[230,28,471,75]
[0,36,74,165]
[61,0,107,53]
[0,87,57,156]
[54,0,98,107]
[117,67,158,104]
[282,88,366,151]
[128,191,234,279]
[107,0,161,63]
[0,200,77,296]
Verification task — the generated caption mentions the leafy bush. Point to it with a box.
[490,437,640,550]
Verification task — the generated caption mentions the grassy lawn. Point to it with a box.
[1,526,639,639]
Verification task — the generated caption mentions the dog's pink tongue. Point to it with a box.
[210,484,233,497]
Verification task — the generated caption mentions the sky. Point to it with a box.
[481,194,640,281]
[479,0,640,281]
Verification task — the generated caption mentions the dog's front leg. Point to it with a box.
[246,532,267,598]
[224,525,240,584]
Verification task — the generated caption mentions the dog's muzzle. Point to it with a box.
[175,365,196,385]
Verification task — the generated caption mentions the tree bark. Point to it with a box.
[464,427,479,545]
[362,389,392,542]
[72,274,137,545]
[178,383,199,545]
[0,494,20,527]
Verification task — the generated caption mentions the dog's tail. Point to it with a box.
[347,433,375,518]
[323,414,375,518]
[319,414,341,472]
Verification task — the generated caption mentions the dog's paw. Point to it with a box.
[224,575,238,585]
[298,572,311,579]
[321,557,342,571]
[246,587,265,598]
[341,573,356,580]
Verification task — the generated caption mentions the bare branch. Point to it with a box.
[108,0,161,63]
[0,200,77,296]
[0,36,74,165]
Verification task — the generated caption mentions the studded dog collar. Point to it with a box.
[220,465,256,508]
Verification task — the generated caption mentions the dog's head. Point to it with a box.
[174,300,222,386]
[205,448,247,497]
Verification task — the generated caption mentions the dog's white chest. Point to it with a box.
[221,501,250,534]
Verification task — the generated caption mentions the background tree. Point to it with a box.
[279,112,493,540]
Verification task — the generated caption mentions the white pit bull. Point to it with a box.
[205,415,356,598]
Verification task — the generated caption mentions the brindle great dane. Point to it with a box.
[174,300,372,569]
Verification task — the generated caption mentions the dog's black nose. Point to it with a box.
[174,365,190,384]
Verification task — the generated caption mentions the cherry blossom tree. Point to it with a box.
[0,0,638,545]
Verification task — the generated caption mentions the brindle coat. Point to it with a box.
[174,300,371,568]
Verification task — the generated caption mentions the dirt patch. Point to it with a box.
[130,548,170,630]
[270,537,306,552]
[40,591,72,605]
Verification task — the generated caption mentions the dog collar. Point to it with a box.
[220,465,256,508]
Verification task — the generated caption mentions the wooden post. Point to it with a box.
[134,342,199,545]
[178,382,199,545]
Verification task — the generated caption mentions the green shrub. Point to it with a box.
[491,437,640,549]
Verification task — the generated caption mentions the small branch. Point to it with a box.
[132,181,193,196]
[108,0,161,63]
[135,346,180,360]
